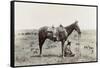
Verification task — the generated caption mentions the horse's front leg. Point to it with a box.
[61,40,65,58]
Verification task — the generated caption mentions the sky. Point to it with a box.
[15,2,97,30]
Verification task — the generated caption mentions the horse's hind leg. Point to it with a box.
[39,39,45,57]
[61,40,65,58]
[39,44,42,56]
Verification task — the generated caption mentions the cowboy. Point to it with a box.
[64,40,75,57]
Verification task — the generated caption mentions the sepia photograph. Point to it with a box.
[11,1,98,67]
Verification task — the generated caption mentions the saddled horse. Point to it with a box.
[38,21,81,57]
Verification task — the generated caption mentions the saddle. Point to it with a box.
[46,25,68,41]
[47,26,55,32]
[47,26,57,37]
[56,24,68,40]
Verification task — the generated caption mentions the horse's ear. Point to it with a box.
[75,20,78,24]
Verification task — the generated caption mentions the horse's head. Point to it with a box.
[74,21,81,35]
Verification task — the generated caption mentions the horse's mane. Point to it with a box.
[64,22,75,30]
[64,22,77,36]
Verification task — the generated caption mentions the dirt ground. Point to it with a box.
[15,30,97,66]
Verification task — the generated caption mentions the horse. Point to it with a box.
[38,21,81,57]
